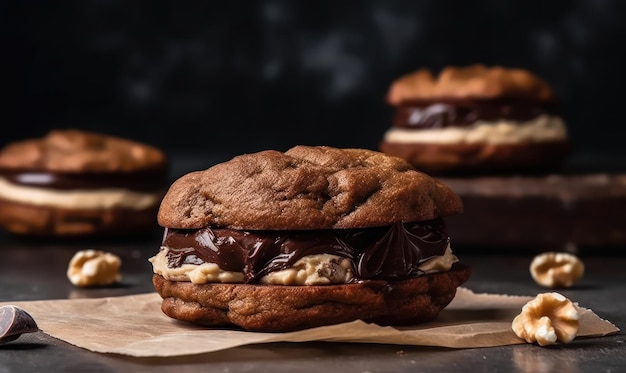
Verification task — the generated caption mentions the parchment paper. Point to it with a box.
[0,287,618,357]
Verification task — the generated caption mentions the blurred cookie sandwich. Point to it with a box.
[380,64,570,174]
[0,129,168,237]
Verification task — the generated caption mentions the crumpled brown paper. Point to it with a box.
[0,287,618,357]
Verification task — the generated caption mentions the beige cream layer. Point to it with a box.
[0,177,160,210]
[384,115,567,145]
[149,245,459,286]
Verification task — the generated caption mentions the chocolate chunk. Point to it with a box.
[162,220,450,283]
[0,305,39,344]
[392,99,556,129]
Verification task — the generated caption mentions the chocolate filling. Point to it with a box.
[162,219,450,283]
[0,170,167,192]
[393,99,557,129]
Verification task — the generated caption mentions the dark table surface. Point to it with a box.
[0,233,624,373]
[1,154,626,372]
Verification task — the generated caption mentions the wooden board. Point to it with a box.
[439,173,626,249]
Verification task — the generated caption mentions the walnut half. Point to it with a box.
[512,292,579,346]
[67,250,122,287]
[530,252,584,288]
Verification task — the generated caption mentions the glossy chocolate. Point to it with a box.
[393,99,556,129]
[0,170,168,192]
[356,220,449,280]
[162,219,450,283]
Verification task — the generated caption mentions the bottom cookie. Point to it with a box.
[0,198,160,237]
[153,263,471,332]
[379,140,571,175]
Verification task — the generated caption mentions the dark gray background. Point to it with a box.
[4,0,626,163]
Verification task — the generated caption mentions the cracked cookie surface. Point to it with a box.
[157,145,463,230]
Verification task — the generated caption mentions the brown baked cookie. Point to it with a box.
[153,263,470,332]
[158,145,462,230]
[380,64,571,175]
[0,129,169,237]
[386,64,555,103]
[151,146,468,331]
[380,141,572,176]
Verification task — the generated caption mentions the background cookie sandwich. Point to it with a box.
[0,129,169,237]
[150,145,469,332]
[380,64,571,175]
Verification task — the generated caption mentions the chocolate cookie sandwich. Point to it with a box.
[0,129,169,237]
[150,145,469,332]
[380,64,571,174]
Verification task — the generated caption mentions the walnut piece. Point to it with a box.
[512,292,579,346]
[530,252,584,288]
[67,250,122,287]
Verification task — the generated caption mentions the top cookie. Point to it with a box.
[158,145,463,230]
[0,129,168,173]
[386,64,555,105]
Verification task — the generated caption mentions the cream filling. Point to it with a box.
[149,244,459,286]
[383,115,567,145]
[419,246,458,274]
[149,248,245,284]
[0,177,160,210]
[259,254,354,285]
